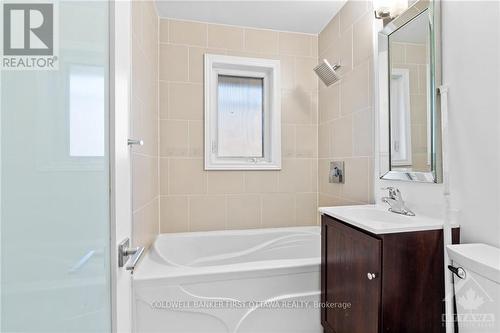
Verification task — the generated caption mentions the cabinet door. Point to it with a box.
[322,217,382,333]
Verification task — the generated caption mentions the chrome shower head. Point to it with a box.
[313,59,341,86]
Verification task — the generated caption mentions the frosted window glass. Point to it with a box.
[217,75,263,158]
[69,65,105,157]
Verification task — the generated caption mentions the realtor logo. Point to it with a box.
[1,2,58,70]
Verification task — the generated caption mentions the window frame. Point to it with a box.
[204,54,281,170]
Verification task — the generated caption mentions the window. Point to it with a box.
[69,65,105,157]
[204,54,281,170]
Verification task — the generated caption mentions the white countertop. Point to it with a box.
[319,204,457,234]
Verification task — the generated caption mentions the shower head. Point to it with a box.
[313,59,341,86]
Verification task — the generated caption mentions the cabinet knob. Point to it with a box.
[367,272,377,280]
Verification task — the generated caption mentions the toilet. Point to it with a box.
[447,244,500,333]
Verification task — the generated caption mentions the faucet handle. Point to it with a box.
[381,187,400,198]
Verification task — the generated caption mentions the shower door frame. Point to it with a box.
[109,0,133,332]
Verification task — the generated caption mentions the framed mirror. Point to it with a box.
[378,0,442,183]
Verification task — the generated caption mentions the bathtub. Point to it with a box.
[133,226,322,333]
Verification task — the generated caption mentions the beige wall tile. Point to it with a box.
[262,193,295,227]
[143,112,159,156]
[160,120,189,157]
[227,194,262,229]
[130,96,144,151]
[319,17,339,55]
[159,81,168,119]
[410,94,427,124]
[296,125,317,157]
[352,108,373,156]
[208,24,244,50]
[168,19,207,46]
[353,12,373,67]
[131,2,159,244]
[279,32,313,56]
[296,193,318,225]
[207,171,245,194]
[331,115,353,158]
[321,28,352,73]
[168,83,203,120]
[188,47,225,83]
[160,44,188,81]
[295,57,318,91]
[156,19,333,232]
[159,19,169,43]
[318,123,331,158]
[279,55,295,90]
[311,159,318,192]
[418,64,428,95]
[341,60,370,115]
[282,90,313,124]
[245,171,278,193]
[319,193,341,207]
[282,124,296,158]
[190,196,226,231]
[342,157,370,203]
[169,158,206,194]
[405,43,427,64]
[339,1,369,33]
[312,37,318,58]
[319,83,340,122]
[390,42,405,64]
[132,154,158,210]
[368,157,374,203]
[311,92,319,124]
[142,2,158,56]
[188,120,203,157]
[131,0,143,38]
[160,158,169,195]
[278,159,313,193]
[160,196,189,233]
[132,38,147,102]
[245,28,279,54]
[133,198,159,248]
[338,28,353,73]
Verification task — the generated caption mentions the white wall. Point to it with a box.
[443,1,500,247]
[375,1,500,247]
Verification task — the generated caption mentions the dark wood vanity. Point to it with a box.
[321,214,459,333]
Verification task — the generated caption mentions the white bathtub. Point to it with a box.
[133,226,322,333]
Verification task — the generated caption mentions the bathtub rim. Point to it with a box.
[133,226,320,285]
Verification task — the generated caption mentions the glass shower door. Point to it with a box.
[1,1,111,332]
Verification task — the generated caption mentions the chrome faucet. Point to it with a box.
[381,187,415,216]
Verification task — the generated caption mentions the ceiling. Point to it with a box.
[155,1,347,34]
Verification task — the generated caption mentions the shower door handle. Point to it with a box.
[118,238,145,272]
[127,138,144,146]
[125,246,145,271]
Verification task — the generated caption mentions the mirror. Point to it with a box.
[378,0,442,183]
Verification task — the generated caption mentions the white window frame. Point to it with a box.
[204,54,281,170]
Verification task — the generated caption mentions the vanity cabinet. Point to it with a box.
[321,214,459,333]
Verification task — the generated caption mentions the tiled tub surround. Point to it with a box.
[158,19,320,232]
[318,1,375,207]
[131,1,160,248]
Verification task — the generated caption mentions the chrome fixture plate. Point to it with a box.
[329,161,344,184]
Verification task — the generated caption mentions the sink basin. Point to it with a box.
[319,205,451,234]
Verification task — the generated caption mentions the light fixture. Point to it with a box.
[373,0,408,20]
